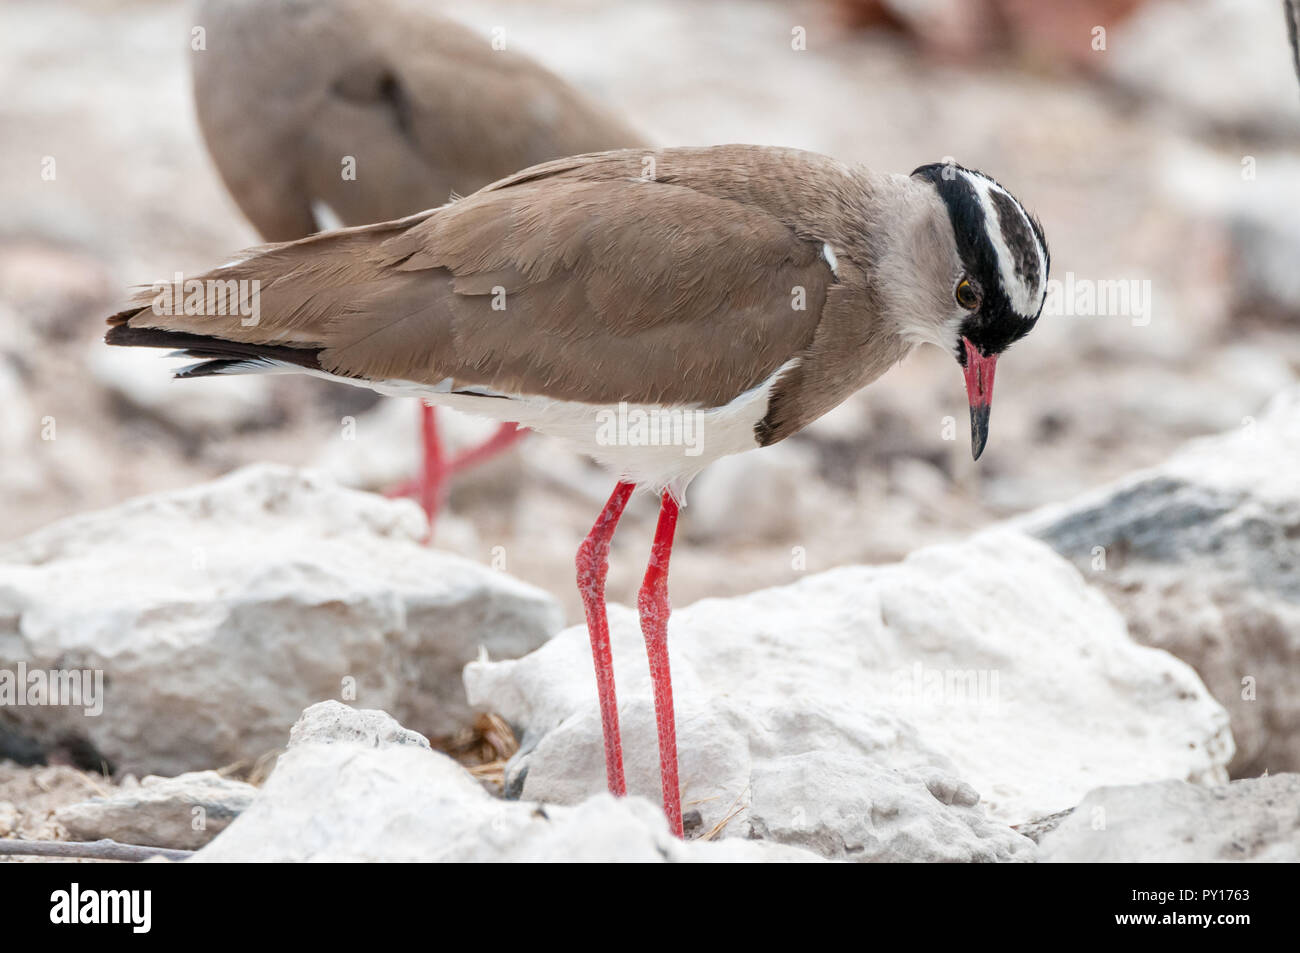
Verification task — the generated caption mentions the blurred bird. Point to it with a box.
[1287,0,1300,86]
[106,145,1049,837]
[191,0,645,528]
[830,0,1144,70]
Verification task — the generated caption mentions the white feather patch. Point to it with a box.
[190,355,800,499]
[821,242,839,278]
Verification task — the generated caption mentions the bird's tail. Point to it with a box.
[102,208,436,380]
[103,323,323,379]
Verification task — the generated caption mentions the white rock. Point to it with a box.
[0,357,45,498]
[466,530,1231,861]
[195,703,824,862]
[1105,0,1300,135]
[54,770,256,850]
[0,357,34,451]
[0,465,563,775]
[684,439,819,543]
[1037,774,1300,863]
[1160,146,1300,321]
[1019,387,1300,776]
[0,800,19,837]
[288,699,430,750]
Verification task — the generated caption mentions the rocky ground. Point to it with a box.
[2,0,1299,862]
[1,432,1294,861]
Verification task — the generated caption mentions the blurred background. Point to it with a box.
[0,0,1297,621]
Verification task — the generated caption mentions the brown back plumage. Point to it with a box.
[109,146,941,443]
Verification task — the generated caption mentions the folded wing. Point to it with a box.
[110,154,833,408]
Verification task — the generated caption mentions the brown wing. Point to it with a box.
[111,163,832,408]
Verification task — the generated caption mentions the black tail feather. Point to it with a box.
[174,358,270,378]
[104,325,323,373]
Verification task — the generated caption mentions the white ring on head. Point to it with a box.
[958,170,1047,319]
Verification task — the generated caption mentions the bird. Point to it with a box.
[191,0,645,528]
[1287,0,1300,88]
[104,144,1050,837]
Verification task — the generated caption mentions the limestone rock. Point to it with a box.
[0,465,564,774]
[466,530,1231,860]
[54,770,256,850]
[1021,387,1300,776]
[195,703,824,862]
[1037,774,1300,862]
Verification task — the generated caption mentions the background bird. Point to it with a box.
[192,0,646,529]
[1287,0,1300,86]
[105,144,1049,837]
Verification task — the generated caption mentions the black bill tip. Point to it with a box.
[969,404,990,461]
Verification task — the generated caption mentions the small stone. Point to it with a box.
[288,701,430,750]
[55,770,256,850]
[0,801,20,837]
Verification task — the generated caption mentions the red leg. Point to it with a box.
[416,403,446,534]
[446,422,527,476]
[386,404,447,528]
[575,481,635,797]
[388,410,527,544]
[638,491,683,838]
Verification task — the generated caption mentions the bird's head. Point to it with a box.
[908,161,1050,460]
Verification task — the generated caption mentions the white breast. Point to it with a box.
[414,359,801,501]
[196,356,799,500]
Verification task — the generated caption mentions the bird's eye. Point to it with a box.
[955,278,979,310]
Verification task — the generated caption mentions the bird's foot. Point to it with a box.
[384,407,527,543]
